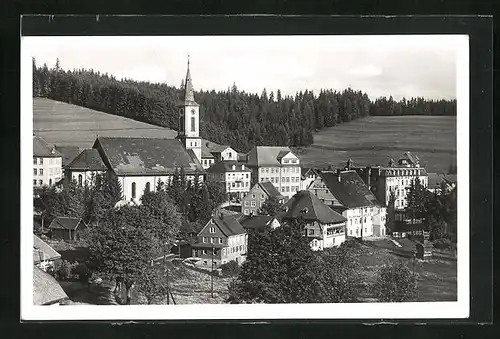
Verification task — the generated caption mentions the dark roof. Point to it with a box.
[282,190,346,224]
[259,182,284,199]
[319,171,381,208]
[33,266,69,305]
[246,146,296,167]
[207,160,252,173]
[276,150,291,160]
[442,174,457,184]
[33,235,61,264]
[427,173,444,189]
[65,149,108,171]
[94,137,205,176]
[210,214,246,236]
[33,136,62,158]
[191,243,227,249]
[399,151,419,165]
[201,149,216,158]
[55,146,82,166]
[238,215,276,230]
[48,217,86,230]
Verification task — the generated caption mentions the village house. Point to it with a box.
[33,135,63,188]
[191,213,248,267]
[201,140,238,167]
[308,168,387,238]
[241,182,286,216]
[33,266,69,306]
[207,160,252,200]
[237,214,281,233]
[353,152,429,210]
[48,217,88,241]
[300,167,320,191]
[33,234,61,272]
[281,190,347,250]
[244,146,302,199]
[64,149,108,186]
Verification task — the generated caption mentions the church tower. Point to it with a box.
[176,56,202,163]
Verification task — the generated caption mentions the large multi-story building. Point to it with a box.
[353,152,429,210]
[33,136,63,188]
[245,146,302,199]
[207,160,252,199]
[308,169,387,238]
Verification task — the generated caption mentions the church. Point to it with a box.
[65,58,207,203]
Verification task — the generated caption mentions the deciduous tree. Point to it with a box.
[371,260,417,302]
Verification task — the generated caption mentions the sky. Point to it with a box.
[25,35,467,101]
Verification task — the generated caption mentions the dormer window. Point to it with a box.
[232,165,236,170]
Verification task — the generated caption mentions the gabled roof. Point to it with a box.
[65,149,108,171]
[48,217,86,230]
[282,190,346,224]
[427,173,444,189]
[259,182,284,199]
[93,137,205,176]
[210,214,246,237]
[33,136,62,158]
[442,174,457,184]
[319,171,381,208]
[33,235,61,264]
[238,215,276,230]
[398,151,419,165]
[55,146,82,166]
[276,150,292,160]
[245,146,296,167]
[201,149,216,158]
[207,160,252,173]
[33,266,69,305]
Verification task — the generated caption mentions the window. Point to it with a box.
[203,237,207,243]
[191,116,196,132]
[145,182,151,193]
[219,238,223,244]
[33,158,37,165]
[270,177,274,183]
[40,168,43,175]
[38,179,43,185]
[251,201,256,207]
[49,179,52,186]
[232,183,235,188]
[222,248,225,255]
[350,219,353,226]
[202,250,207,255]
[244,209,249,215]
[228,152,232,159]
[252,194,255,199]
[131,182,136,199]
[210,237,214,243]
[283,160,289,164]
[209,227,216,233]
[33,169,37,175]
[349,229,353,235]
[265,168,269,173]
[286,186,290,192]
[33,179,36,185]
[40,158,43,164]
[78,174,83,186]
[286,177,290,183]
[308,229,314,236]
[244,201,249,207]
[246,182,249,187]
[281,187,285,192]
[271,168,274,173]
[261,194,264,199]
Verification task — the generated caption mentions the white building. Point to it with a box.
[207,160,252,199]
[245,146,302,199]
[64,149,107,186]
[33,136,63,188]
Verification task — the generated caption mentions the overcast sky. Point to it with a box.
[25,35,466,100]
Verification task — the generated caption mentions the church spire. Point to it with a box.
[183,54,196,104]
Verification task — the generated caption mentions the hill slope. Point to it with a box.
[33,98,177,148]
[296,115,456,173]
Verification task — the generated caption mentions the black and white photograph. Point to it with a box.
[21,31,469,320]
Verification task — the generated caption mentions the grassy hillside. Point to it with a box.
[296,115,456,173]
[33,98,177,148]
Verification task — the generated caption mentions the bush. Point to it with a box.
[74,262,91,282]
[57,260,72,280]
[340,238,361,250]
[432,238,453,250]
[371,260,417,302]
[221,260,241,277]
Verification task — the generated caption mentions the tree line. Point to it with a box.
[33,59,456,153]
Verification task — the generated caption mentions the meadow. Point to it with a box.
[295,115,457,174]
[33,98,456,173]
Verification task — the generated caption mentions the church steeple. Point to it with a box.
[183,55,197,105]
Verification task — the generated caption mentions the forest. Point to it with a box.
[33,59,457,153]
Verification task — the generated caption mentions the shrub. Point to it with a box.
[57,260,72,281]
[432,238,453,250]
[74,262,91,282]
[371,260,417,302]
[221,260,241,277]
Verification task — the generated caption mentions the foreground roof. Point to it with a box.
[65,149,107,171]
[48,217,86,230]
[246,146,295,167]
[33,235,61,264]
[211,214,246,236]
[93,137,205,176]
[319,170,381,208]
[33,266,69,305]
[33,136,62,158]
[282,190,346,224]
[238,215,276,230]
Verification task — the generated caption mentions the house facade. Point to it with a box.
[33,136,63,188]
[191,214,248,267]
[281,190,347,250]
[245,146,302,199]
[207,161,252,199]
[48,217,88,241]
[241,182,286,216]
[308,169,387,238]
[354,152,429,210]
[300,167,320,191]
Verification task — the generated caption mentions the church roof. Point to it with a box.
[93,137,205,176]
[179,57,199,107]
[65,149,107,171]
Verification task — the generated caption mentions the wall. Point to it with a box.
[221,233,247,265]
[33,156,63,187]
[70,170,106,186]
[344,207,376,238]
[372,206,387,237]
[220,147,237,161]
[201,158,215,169]
[241,185,268,215]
